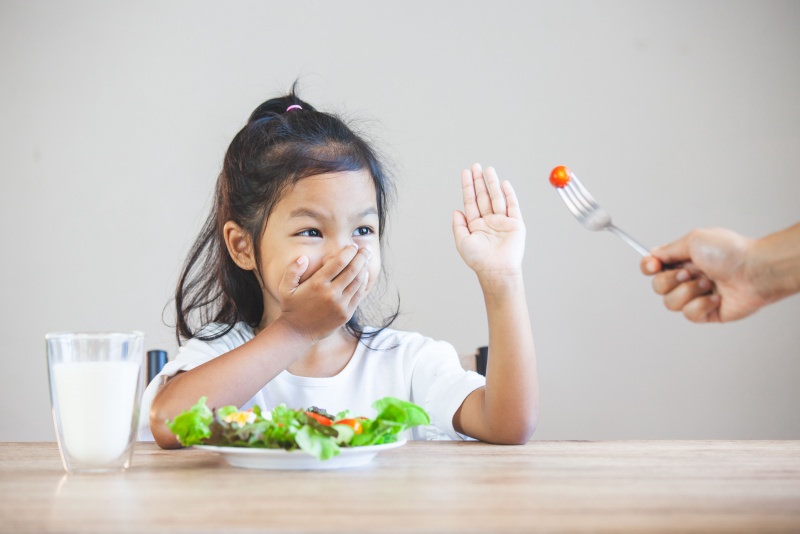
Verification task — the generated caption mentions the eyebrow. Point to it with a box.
[288,207,379,220]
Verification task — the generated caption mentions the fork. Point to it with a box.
[550,166,651,257]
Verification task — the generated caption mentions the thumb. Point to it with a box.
[452,210,469,245]
[280,256,309,295]
[652,232,693,265]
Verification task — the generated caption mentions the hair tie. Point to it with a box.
[286,104,302,112]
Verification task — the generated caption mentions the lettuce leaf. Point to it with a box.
[295,425,341,460]
[165,396,214,447]
[165,396,430,460]
[353,397,431,446]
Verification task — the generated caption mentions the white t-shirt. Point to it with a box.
[138,323,485,441]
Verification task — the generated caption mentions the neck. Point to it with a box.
[287,327,359,378]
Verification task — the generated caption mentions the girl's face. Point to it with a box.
[257,169,382,321]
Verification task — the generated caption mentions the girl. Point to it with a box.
[140,88,538,447]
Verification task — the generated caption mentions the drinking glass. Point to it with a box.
[46,332,145,473]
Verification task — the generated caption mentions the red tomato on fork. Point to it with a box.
[549,166,571,188]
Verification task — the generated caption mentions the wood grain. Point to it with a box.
[1,441,799,533]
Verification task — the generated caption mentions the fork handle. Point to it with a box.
[606,225,650,257]
[607,225,682,270]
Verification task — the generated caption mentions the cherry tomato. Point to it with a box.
[305,411,333,426]
[334,418,365,434]
[549,165,571,188]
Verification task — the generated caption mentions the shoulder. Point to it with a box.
[181,322,255,357]
[166,322,254,372]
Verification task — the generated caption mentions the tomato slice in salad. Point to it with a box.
[305,411,333,426]
[334,417,366,434]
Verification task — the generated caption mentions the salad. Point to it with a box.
[166,396,430,460]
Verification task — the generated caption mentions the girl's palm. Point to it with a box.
[453,165,525,276]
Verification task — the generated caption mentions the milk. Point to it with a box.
[52,361,140,464]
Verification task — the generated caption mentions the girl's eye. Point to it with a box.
[353,226,374,237]
[297,229,321,237]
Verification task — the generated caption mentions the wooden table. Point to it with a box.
[1,441,799,533]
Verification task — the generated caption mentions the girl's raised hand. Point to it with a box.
[277,245,370,342]
[452,164,526,277]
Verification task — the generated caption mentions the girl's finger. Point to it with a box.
[345,269,370,309]
[461,168,480,222]
[332,247,370,288]
[279,256,309,295]
[502,180,522,221]
[471,163,493,217]
[484,167,506,215]
[315,244,359,283]
[452,210,470,244]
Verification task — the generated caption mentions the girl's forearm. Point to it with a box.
[149,318,312,448]
[476,273,539,444]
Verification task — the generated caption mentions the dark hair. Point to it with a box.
[175,85,397,344]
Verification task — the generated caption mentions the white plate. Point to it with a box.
[195,439,406,470]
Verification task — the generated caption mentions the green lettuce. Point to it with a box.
[164,395,213,446]
[165,396,431,460]
[352,397,431,446]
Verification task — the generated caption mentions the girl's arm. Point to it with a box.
[451,164,539,444]
[149,318,313,448]
[150,246,371,448]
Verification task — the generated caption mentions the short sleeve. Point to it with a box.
[409,338,485,441]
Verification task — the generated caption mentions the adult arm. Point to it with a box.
[641,223,800,322]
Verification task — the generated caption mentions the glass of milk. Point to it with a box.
[46,332,145,473]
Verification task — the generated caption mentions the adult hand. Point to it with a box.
[641,228,764,322]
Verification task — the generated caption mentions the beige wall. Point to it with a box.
[2,0,798,440]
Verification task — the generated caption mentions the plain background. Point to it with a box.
[1,1,798,441]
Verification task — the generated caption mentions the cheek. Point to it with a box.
[366,255,382,288]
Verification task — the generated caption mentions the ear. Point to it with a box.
[223,221,257,271]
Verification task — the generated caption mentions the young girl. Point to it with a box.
[140,88,538,447]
